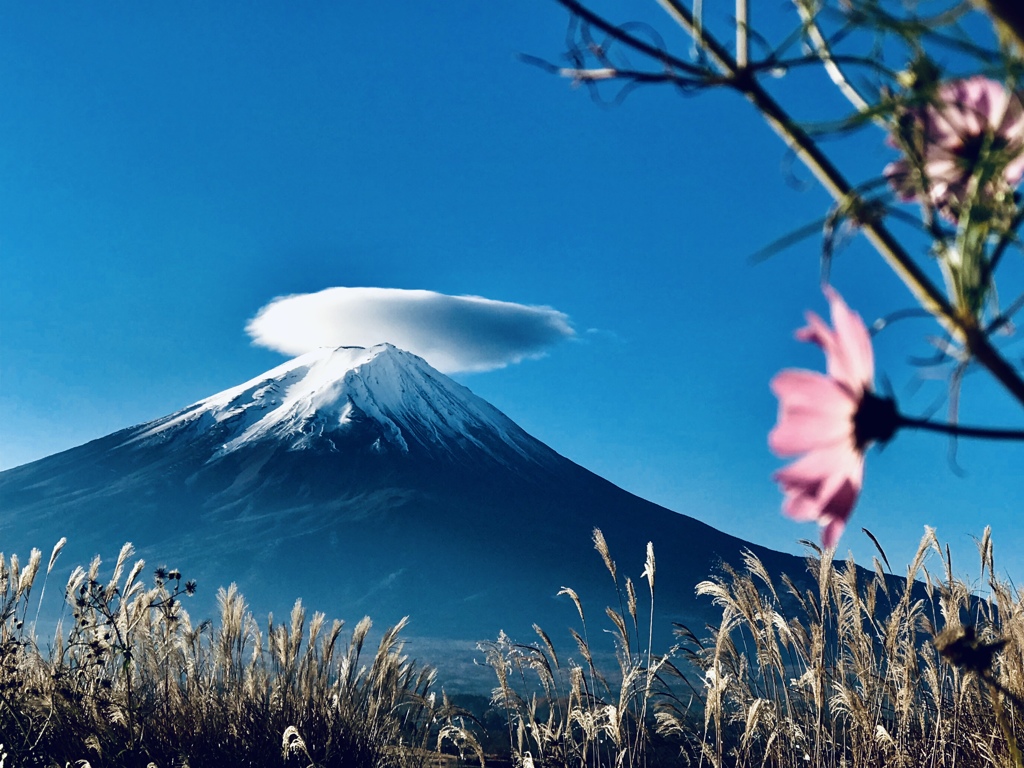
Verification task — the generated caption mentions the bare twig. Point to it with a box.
[736,0,748,68]
[654,0,1024,408]
[545,0,1024,407]
[792,0,878,120]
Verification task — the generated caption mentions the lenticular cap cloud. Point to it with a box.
[246,287,575,373]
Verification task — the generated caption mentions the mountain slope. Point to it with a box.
[0,344,811,689]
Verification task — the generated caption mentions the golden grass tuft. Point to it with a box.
[7,525,1024,767]
[0,543,479,768]
[485,526,1024,768]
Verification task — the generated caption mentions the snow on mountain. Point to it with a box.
[126,344,552,467]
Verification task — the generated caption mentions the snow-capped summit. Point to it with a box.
[127,344,552,467]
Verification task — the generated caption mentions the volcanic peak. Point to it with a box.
[126,344,551,466]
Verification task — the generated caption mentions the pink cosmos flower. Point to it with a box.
[769,287,898,549]
[885,76,1024,218]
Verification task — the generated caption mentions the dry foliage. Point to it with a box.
[486,527,1024,768]
[0,542,479,768]
[6,526,1024,768]
[659,527,1024,767]
[481,530,687,768]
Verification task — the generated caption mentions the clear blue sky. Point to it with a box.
[2,2,1022,581]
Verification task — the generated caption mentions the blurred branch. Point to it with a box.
[549,0,1024,407]
[736,0,748,68]
[792,0,877,121]
[538,0,1024,405]
[974,0,1024,50]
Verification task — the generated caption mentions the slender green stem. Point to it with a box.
[900,414,1024,441]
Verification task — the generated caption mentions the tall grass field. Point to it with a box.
[1,528,1021,767]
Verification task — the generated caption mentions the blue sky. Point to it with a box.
[2,2,1023,581]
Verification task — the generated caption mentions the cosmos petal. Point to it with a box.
[884,159,916,201]
[770,369,856,410]
[782,491,826,523]
[999,96,1024,144]
[820,514,849,550]
[775,445,863,525]
[773,442,859,487]
[1005,153,1024,186]
[770,286,875,550]
[769,414,852,456]
[769,371,857,455]
[795,311,836,355]
[823,286,874,388]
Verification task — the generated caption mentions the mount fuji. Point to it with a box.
[0,344,810,688]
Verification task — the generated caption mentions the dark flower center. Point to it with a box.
[853,392,900,450]
[954,130,1015,177]
[955,132,989,168]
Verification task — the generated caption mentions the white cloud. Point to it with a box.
[245,287,575,373]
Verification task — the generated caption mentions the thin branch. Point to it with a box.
[648,0,1024,408]
[987,290,1024,334]
[900,414,1024,441]
[748,216,832,263]
[792,0,878,120]
[545,0,1024,406]
[736,0,748,68]
[520,55,716,89]
[769,53,897,79]
[553,1,709,76]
